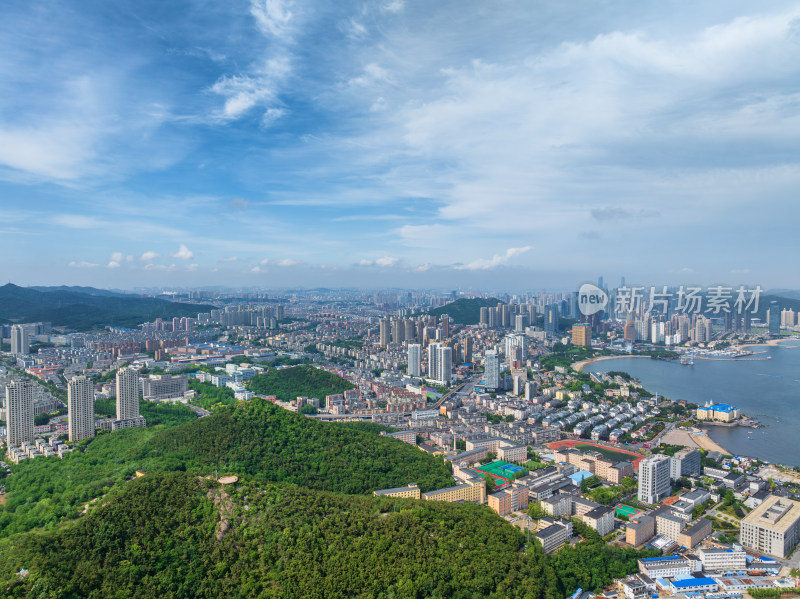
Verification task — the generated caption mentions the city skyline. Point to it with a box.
[2,1,800,288]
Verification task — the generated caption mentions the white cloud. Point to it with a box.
[140,250,160,261]
[382,0,404,14]
[415,263,430,272]
[260,258,270,266]
[125,255,134,262]
[68,260,99,268]
[170,244,194,260]
[375,256,399,267]
[185,263,199,271]
[219,256,239,263]
[251,265,263,273]
[358,259,373,266]
[144,263,176,271]
[455,246,532,270]
[277,258,298,267]
[107,261,120,269]
[110,251,124,262]
[250,0,293,38]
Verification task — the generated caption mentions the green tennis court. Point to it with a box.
[615,504,644,518]
[472,460,518,488]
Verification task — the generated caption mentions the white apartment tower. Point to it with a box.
[68,375,95,442]
[10,324,30,354]
[638,454,672,504]
[485,350,501,391]
[116,367,141,420]
[6,379,34,445]
[408,344,422,377]
[437,346,452,384]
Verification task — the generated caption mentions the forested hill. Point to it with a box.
[247,364,355,400]
[0,283,211,330]
[146,398,452,494]
[0,398,454,540]
[0,472,651,598]
[426,297,503,324]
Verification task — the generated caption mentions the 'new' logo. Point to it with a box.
[578,283,608,316]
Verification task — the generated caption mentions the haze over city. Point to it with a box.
[3,0,800,288]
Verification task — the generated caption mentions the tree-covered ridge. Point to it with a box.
[247,364,355,401]
[0,283,211,330]
[0,399,452,539]
[146,398,453,494]
[0,472,650,599]
[425,297,503,325]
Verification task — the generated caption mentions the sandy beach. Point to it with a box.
[572,354,652,371]
[739,338,796,350]
[660,427,731,455]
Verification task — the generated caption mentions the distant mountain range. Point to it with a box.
[0,283,212,331]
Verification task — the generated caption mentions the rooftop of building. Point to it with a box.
[373,484,419,495]
[671,578,717,588]
[741,494,800,533]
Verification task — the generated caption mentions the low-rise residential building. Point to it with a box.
[583,506,615,536]
[626,514,655,547]
[637,555,691,578]
[696,547,747,571]
[679,518,713,548]
[655,511,684,542]
[621,574,656,599]
[542,493,573,517]
[373,483,421,499]
[381,430,416,445]
[669,578,718,594]
[422,476,487,504]
[535,518,573,553]
[488,483,529,516]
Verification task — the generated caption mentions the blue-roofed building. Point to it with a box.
[569,470,595,485]
[669,578,718,593]
[697,401,739,422]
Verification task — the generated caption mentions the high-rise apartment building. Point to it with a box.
[6,379,34,445]
[670,448,701,480]
[484,350,501,391]
[68,375,95,442]
[768,301,781,336]
[116,367,141,420]
[408,344,422,377]
[10,324,30,354]
[571,323,591,347]
[638,454,672,504]
[379,319,391,348]
[391,319,405,344]
[437,346,452,384]
[544,304,559,335]
[426,343,451,384]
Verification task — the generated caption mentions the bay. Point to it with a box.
[582,339,800,467]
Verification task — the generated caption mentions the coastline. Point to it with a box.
[661,427,731,456]
[572,354,652,372]
[739,338,798,350]
[577,354,735,455]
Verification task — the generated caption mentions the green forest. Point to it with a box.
[425,297,502,325]
[0,472,653,598]
[0,399,452,539]
[247,364,355,401]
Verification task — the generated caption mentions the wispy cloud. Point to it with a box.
[455,246,532,270]
[68,260,99,268]
[140,251,160,261]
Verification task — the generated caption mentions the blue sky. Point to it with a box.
[2,0,800,290]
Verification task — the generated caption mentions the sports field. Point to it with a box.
[615,504,645,518]
[546,439,643,468]
[574,444,637,463]
[472,460,523,488]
